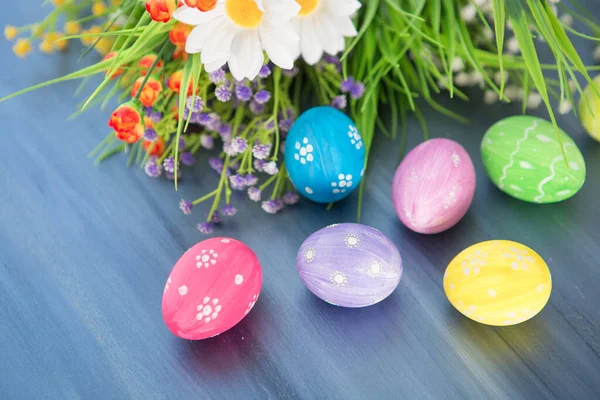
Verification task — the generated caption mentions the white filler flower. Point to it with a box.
[175,0,300,81]
[292,0,361,65]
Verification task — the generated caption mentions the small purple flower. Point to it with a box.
[200,134,214,150]
[163,157,175,173]
[248,187,261,202]
[209,211,221,224]
[254,90,271,104]
[223,141,237,157]
[144,128,158,142]
[179,199,193,215]
[235,83,253,102]
[350,81,366,100]
[229,174,247,190]
[165,169,182,181]
[279,119,293,133]
[205,113,221,132]
[215,85,232,102]
[261,199,283,214]
[208,157,223,173]
[218,123,232,140]
[254,159,266,172]
[144,157,162,177]
[208,68,226,84]
[263,120,275,131]
[323,55,342,71]
[263,161,279,175]
[282,107,295,120]
[282,66,299,77]
[252,143,271,160]
[331,95,347,110]
[197,112,212,126]
[258,65,271,78]
[147,110,163,124]
[197,222,213,234]
[249,100,265,115]
[184,95,204,118]
[178,137,186,149]
[245,174,258,186]
[222,204,238,216]
[283,192,300,205]
[231,137,248,154]
[341,77,355,93]
[181,152,196,166]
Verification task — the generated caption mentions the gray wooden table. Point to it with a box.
[1,2,599,399]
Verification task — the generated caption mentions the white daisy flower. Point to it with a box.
[174,0,301,81]
[291,0,361,65]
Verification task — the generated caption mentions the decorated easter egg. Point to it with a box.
[443,240,552,326]
[296,223,402,307]
[162,238,262,340]
[481,116,585,203]
[285,106,366,203]
[579,75,600,142]
[392,138,476,234]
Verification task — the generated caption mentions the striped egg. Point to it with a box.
[392,138,476,234]
[481,116,585,203]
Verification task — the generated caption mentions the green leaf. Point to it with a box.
[492,0,506,97]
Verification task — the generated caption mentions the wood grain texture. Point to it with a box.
[1,2,599,399]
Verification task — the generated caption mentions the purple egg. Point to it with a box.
[392,138,476,234]
[296,223,403,308]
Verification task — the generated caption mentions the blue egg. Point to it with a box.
[285,107,366,203]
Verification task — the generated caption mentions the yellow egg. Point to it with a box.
[443,240,551,326]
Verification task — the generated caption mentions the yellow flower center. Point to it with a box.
[226,0,264,28]
[297,0,319,16]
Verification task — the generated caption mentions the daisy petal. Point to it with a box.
[174,4,222,25]
[330,14,358,37]
[229,30,264,81]
[204,58,228,73]
[326,0,361,16]
[201,25,236,65]
[300,17,323,65]
[262,0,301,25]
[260,23,298,69]
[315,13,339,55]
[185,16,225,54]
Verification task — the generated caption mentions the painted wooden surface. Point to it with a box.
[1,3,600,399]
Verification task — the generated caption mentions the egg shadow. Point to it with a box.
[170,302,269,378]
[300,287,406,341]
[445,301,554,358]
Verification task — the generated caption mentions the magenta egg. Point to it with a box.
[392,138,476,234]
[162,238,262,340]
[297,223,402,308]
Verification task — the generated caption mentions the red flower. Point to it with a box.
[183,0,216,11]
[103,51,124,79]
[173,46,188,61]
[143,137,166,156]
[167,70,194,95]
[131,76,163,107]
[109,102,144,144]
[139,54,163,76]
[169,23,192,48]
[146,0,177,23]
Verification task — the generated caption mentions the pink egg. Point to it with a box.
[392,138,476,234]
[162,238,262,340]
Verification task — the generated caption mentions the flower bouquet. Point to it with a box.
[3,0,600,233]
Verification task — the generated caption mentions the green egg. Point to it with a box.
[481,116,586,203]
